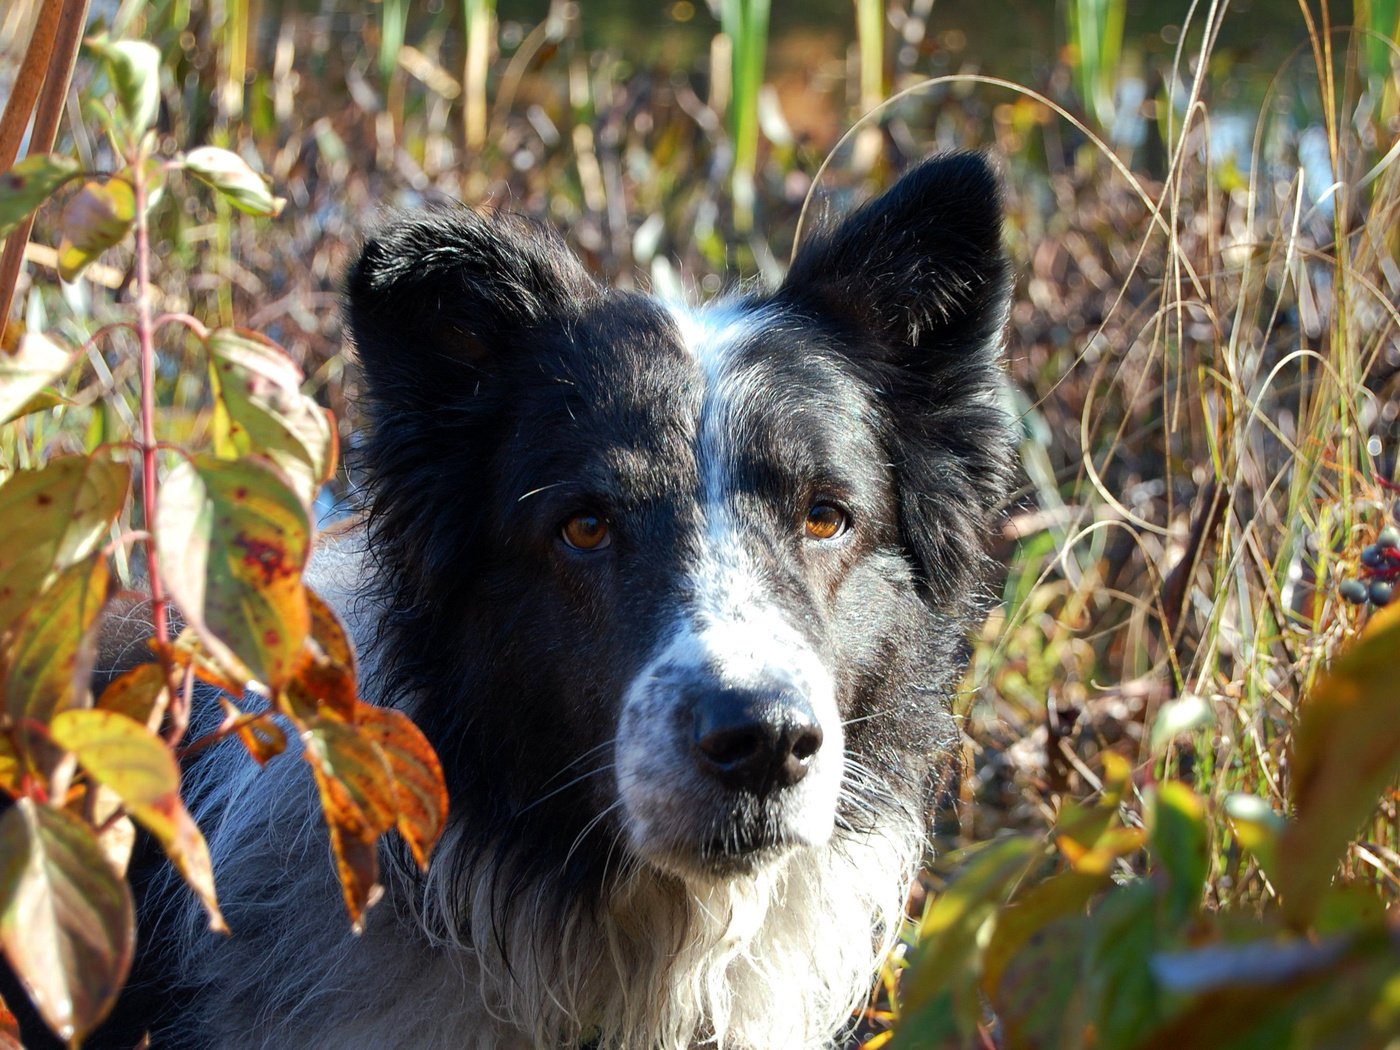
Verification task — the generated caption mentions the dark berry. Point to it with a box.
[1370,580,1394,606]
[1361,545,1386,569]
[1340,578,1370,604]
[1378,526,1400,551]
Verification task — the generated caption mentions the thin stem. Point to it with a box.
[132,149,169,651]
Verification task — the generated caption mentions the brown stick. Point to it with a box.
[0,0,92,329]
[0,1,62,169]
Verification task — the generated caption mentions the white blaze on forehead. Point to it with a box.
[612,301,844,868]
[663,299,837,702]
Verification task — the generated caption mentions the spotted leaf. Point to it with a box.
[0,155,80,239]
[208,328,336,505]
[0,799,134,1044]
[0,452,129,634]
[56,178,135,282]
[156,454,310,689]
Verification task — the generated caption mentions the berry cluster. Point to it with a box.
[1340,525,1399,607]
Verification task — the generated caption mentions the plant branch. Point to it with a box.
[132,146,172,662]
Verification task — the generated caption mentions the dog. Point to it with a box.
[91,150,1013,1050]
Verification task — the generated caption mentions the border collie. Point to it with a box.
[127,151,1013,1049]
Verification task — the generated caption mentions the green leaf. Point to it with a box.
[1224,792,1283,884]
[56,177,136,282]
[1150,781,1208,925]
[86,38,161,137]
[5,556,110,726]
[901,835,1038,1029]
[0,452,129,633]
[988,908,1092,1050]
[156,454,311,689]
[1279,602,1400,929]
[0,798,134,1044]
[208,328,336,504]
[1083,881,1163,1050]
[50,709,225,932]
[0,154,81,239]
[982,869,1106,998]
[1149,693,1214,756]
[181,147,285,217]
[0,331,76,426]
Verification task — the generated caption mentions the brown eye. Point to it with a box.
[561,513,611,551]
[804,503,849,541]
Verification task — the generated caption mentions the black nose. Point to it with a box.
[692,687,824,793]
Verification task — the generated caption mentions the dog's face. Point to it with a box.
[346,153,1012,894]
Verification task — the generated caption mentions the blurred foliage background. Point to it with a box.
[4,0,1400,1045]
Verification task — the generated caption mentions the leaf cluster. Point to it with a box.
[891,607,1400,1050]
[0,38,445,1046]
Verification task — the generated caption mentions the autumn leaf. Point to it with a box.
[1279,602,1400,928]
[56,177,136,282]
[356,704,448,870]
[0,331,76,426]
[208,329,336,505]
[96,663,171,733]
[0,154,80,239]
[0,799,134,1044]
[303,719,397,928]
[0,453,129,633]
[5,556,110,726]
[49,709,225,932]
[156,454,310,689]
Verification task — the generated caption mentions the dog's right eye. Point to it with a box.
[561,513,611,551]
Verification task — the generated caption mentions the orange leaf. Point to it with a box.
[282,590,359,723]
[356,703,447,871]
[217,696,287,766]
[0,798,134,1044]
[0,989,20,1050]
[303,719,396,927]
[96,663,170,733]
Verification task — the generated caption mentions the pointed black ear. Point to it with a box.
[779,151,1009,364]
[779,152,1015,604]
[345,205,598,414]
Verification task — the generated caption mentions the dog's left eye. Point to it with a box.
[561,513,611,551]
[804,503,850,541]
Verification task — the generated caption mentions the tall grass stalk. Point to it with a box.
[1065,0,1125,130]
[719,0,769,230]
[380,0,409,90]
[462,0,496,152]
[852,0,885,171]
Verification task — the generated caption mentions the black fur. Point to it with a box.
[57,151,1013,1050]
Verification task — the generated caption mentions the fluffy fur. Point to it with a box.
[83,151,1013,1050]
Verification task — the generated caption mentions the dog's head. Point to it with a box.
[345,153,1012,893]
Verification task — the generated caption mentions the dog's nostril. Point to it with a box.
[692,688,823,793]
[696,725,767,768]
[789,723,823,762]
